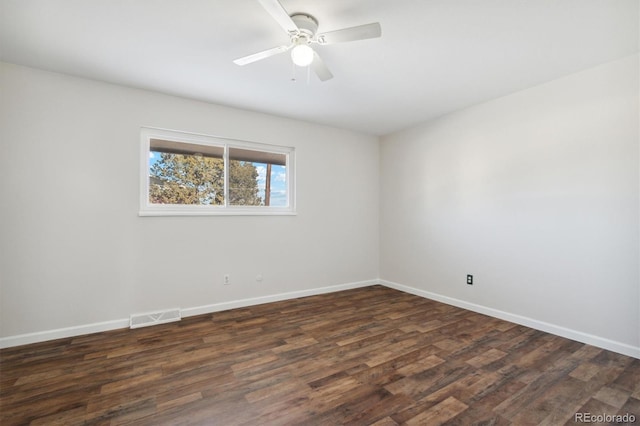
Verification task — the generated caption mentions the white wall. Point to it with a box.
[0,62,379,342]
[2,55,639,358]
[380,54,640,356]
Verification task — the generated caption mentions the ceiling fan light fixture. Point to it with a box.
[291,44,314,67]
[233,1,381,81]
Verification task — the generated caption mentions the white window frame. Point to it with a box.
[139,127,296,216]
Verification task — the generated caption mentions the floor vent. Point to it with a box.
[129,308,181,329]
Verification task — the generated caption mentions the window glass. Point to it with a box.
[229,147,287,207]
[140,128,295,216]
[149,139,225,205]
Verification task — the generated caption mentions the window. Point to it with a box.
[140,127,295,216]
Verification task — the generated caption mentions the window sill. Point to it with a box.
[139,208,297,217]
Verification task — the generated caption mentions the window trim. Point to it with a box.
[139,127,296,216]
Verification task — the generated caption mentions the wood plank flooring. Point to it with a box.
[1,285,639,425]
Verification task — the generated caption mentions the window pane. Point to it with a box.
[149,150,225,205]
[229,148,287,206]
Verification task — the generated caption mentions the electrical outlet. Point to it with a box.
[467,274,473,285]
[224,274,230,285]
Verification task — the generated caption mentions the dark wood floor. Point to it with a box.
[1,286,639,425]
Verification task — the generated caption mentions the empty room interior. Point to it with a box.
[1,0,639,424]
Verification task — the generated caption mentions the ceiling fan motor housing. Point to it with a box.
[291,13,318,40]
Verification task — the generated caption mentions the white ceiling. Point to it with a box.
[1,0,638,136]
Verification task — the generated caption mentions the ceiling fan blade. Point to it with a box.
[258,0,299,35]
[316,22,381,44]
[311,51,333,81]
[233,45,290,66]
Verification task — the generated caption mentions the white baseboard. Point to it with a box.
[182,279,376,317]
[379,279,640,360]
[0,279,378,349]
[0,319,130,349]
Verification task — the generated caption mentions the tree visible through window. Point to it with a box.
[228,159,262,206]
[140,128,295,215]
[149,152,225,205]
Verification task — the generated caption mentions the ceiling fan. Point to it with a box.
[233,0,382,81]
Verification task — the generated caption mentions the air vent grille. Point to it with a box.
[129,308,181,329]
